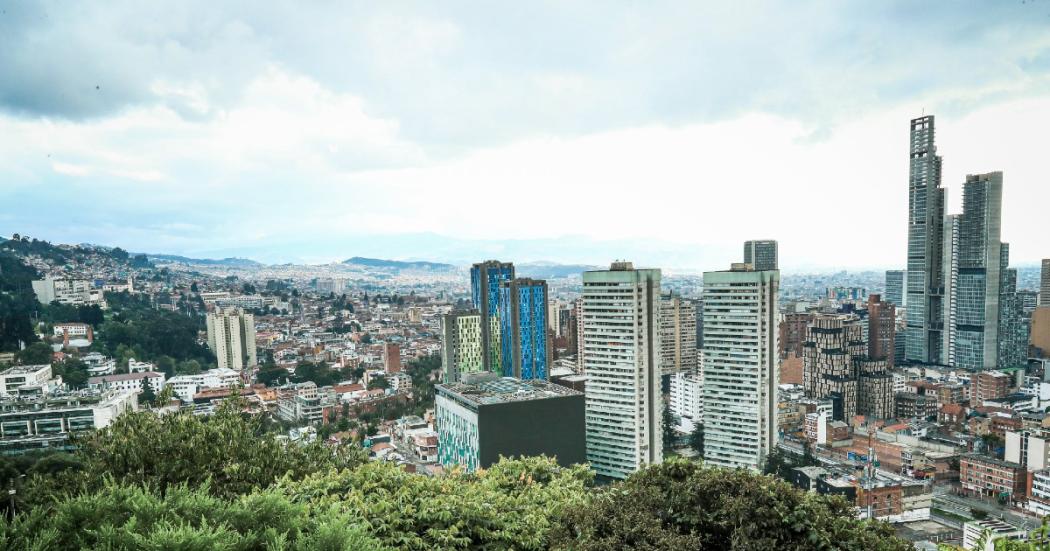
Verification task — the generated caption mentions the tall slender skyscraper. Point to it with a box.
[954,173,1003,370]
[744,240,778,271]
[942,215,960,367]
[702,262,779,470]
[905,115,946,364]
[470,260,514,372]
[581,262,662,479]
[499,278,550,380]
[884,270,906,307]
[1041,259,1050,307]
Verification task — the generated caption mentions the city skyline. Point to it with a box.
[3,3,1050,269]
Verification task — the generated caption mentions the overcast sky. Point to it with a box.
[2,2,1049,270]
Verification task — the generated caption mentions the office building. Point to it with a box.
[440,311,484,383]
[471,260,515,371]
[1042,259,1050,307]
[905,115,947,364]
[206,308,257,371]
[659,293,697,375]
[0,389,138,454]
[942,214,960,367]
[884,270,906,307]
[0,364,59,397]
[954,173,1004,370]
[499,278,550,380]
[803,315,865,421]
[436,375,585,472]
[581,261,662,479]
[743,240,778,271]
[702,262,778,470]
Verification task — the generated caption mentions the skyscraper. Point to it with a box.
[884,270,906,307]
[743,240,778,271]
[659,293,697,375]
[470,260,515,371]
[441,311,483,383]
[868,294,896,369]
[499,278,550,380]
[702,262,778,470]
[1041,259,1050,307]
[581,261,662,479]
[942,215,960,367]
[954,173,1004,370]
[905,115,946,364]
[206,308,257,371]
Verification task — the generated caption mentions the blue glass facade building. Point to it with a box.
[470,260,514,372]
[499,278,549,380]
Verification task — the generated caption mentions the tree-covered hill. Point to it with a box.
[0,405,914,550]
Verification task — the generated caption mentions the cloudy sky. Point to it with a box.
[2,2,1049,270]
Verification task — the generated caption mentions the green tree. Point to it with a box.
[17,342,53,365]
[662,404,677,451]
[138,378,157,405]
[689,423,704,456]
[368,375,389,390]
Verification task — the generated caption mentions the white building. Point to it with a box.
[389,372,413,393]
[31,276,105,307]
[702,262,780,471]
[669,370,702,433]
[581,261,662,479]
[88,371,165,395]
[1005,430,1050,471]
[166,368,242,402]
[206,308,258,370]
[0,364,57,397]
[1029,470,1050,516]
[963,519,1025,550]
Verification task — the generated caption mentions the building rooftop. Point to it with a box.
[438,377,582,406]
[89,371,163,383]
[1,364,51,376]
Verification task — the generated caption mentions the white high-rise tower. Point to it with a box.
[206,308,257,371]
[702,262,779,471]
[581,261,662,479]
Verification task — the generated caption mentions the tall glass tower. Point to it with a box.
[499,278,550,380]
[905,115,946,364]
[470,260,515,372]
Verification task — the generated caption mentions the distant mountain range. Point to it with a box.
[146,254,263,268]
[342,256,456,271]
[515,262,599,279]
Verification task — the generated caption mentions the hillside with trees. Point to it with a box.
[0,403,915,550]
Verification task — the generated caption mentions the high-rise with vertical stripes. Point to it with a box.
[702,262,779,470]
[905,115,946,364]
[581,262,662,479]
[499,278,550,380]
[470,260,515,372]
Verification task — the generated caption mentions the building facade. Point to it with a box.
[743,240,778,271]
[206,308,257,371]
[436,376,585,472]
[905,115,947,364]
[659,293,697,375]
[440,311,484,383]
[499,278,550,380]
[884,270,906,308]
[868,295,896,368]
[581,262,663,479]
[470,260,515,372]
[702,262,779,470]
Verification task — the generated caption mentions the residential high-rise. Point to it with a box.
[470,260,515,371]
[905,115,946,364]
[1041,260,1050,307]
[659,293,697,375]
[547,299,563,338]
[743,240,778,271]
[779,312,814,360]
[868,294,896,368]
[942,215,960,367]
[440,312,484,383]
[581,261,662,479]
[573,298,584,371]
[436,375,585,473]
[884,270,906,308]
[206,308,257,371]
[499,278,550,380]
[998,255,1029,370]
[702,262,778,470]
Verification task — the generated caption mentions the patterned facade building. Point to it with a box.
[499,278,550,380]
[470,260,515,372]
[802,314,891,420]
[440,312,483,383]
[435,376,585,473]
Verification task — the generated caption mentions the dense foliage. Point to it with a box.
[0,400,916,550]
